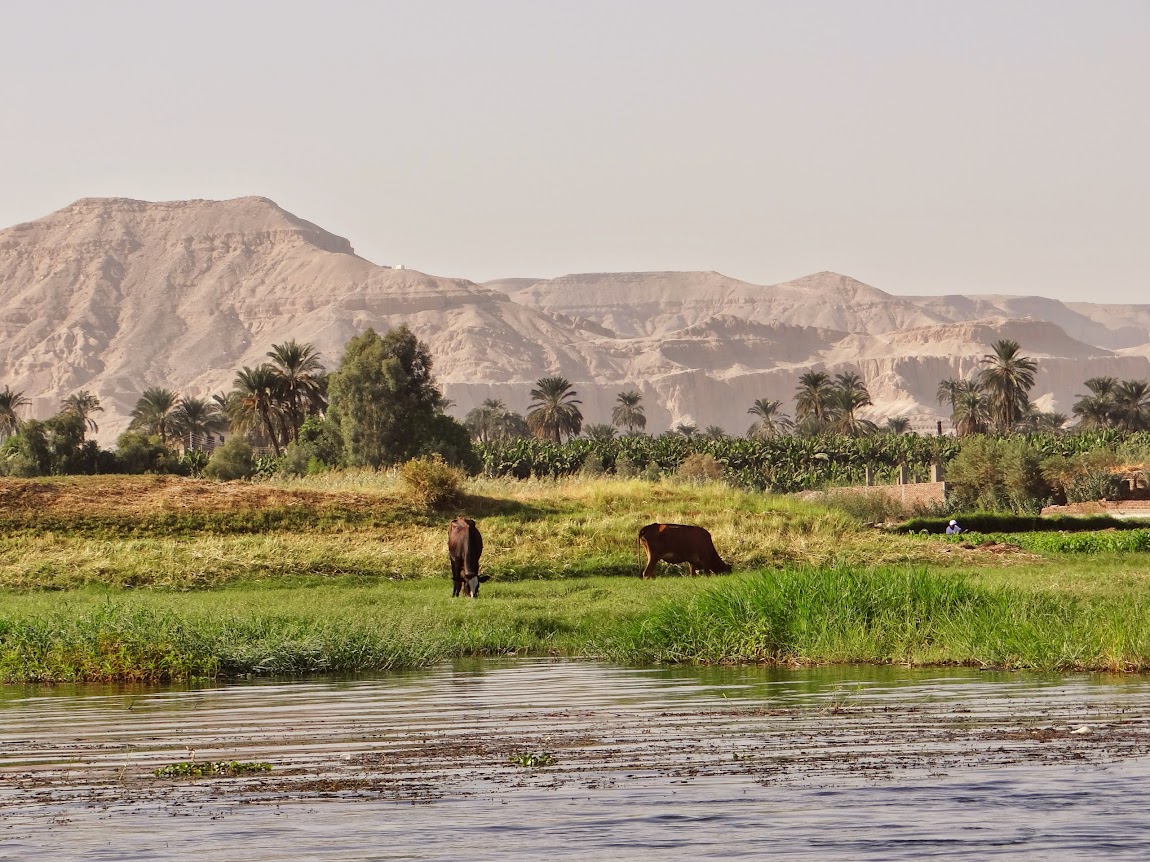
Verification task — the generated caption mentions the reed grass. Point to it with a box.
[606,566,1150,672]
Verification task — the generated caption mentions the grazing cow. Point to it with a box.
[448,517,489,597]
[638,523,732,579]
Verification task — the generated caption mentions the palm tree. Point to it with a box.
[952,386,991,437]
[526,376,583,443]
[1018,406,1068,434]
[746,399,793,439]
[465,399,510,444]
[267,340,326,443]
[937,377,984,435]
[129,387,179,446]
[170,397,227,451]
[0,386,31,441]
[60,391,103,440]
[1112,380,1150,432]
[1073,377,1119,429]
[978,340,1037,434]
[583,423,617,442]
[795,370,835,426]
[703,425,727,439]
[232,365,284,455]
[673,423,699,438]
[884,416,912,435]
[827,372,876,436]
[611,390,646,434]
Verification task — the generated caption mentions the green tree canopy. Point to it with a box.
[327,325,471,468]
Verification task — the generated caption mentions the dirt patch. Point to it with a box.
[0,475,388,521]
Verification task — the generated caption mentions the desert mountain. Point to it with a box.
[2,196,1149,443]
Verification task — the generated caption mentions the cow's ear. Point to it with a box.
[478,575,491,582]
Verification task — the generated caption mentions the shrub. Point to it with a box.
[399,455,464,509]
[1041,451,1123,503]
[614,455,639,479]
[114,432,180,474]
[204,437,256,481]
[946,437,1050,514]
[580,451,606,477]
[676,453,723,484]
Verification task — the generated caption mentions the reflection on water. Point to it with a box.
[2,661,1150,860]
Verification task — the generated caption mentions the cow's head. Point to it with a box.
[462,573,491,598]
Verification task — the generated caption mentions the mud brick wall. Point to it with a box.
[832,481,948,508]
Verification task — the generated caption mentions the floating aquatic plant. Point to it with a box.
[154,760,272,778]
[509,752,554,767]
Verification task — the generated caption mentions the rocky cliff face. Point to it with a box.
[2,196,1148,442]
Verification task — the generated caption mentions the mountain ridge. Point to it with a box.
[2,196,1148,442]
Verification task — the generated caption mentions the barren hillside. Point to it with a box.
[2,197,1148,442]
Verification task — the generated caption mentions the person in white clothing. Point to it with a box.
[945,519,962,535]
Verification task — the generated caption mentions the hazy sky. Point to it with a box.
[2,1,1147,302]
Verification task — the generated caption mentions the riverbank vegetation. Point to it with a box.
[2,473,1150,682]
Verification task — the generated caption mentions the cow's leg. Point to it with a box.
[451,557,463,597]
[687,562,698,576]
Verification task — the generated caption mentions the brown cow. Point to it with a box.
[638,523,732,579]
[448,517,489,597]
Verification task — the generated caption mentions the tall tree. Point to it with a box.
[327,325,462,467]
[1072,376,1119,429]
[60,391,103,440]
[465,399,506,444]
[464,399,529,443]
[938,378,986,436]
[170,396,227,451]
[884,416,912,435]
[526,377,583,443]
[951,386,991,437]
[0,386,31,441]
[611,390,647,434]
[231,366,284,456]
[128,388,179,447]
[267,340,326,443]
[794,370,835,426]
[746,399,793,439]
[1112,379,1150,432]
[582,423,617,442]
[978,340,1037,434]
[827,372,876,436]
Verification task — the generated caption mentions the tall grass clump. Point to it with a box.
[399,455,464,509]
[0,603,454,683]
[608,565,1150,671]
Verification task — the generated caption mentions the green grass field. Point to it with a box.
[1,473,1148,681]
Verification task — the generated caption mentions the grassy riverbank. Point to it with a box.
[1,474,1148,681]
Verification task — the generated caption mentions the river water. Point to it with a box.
[3,660,1150,860]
